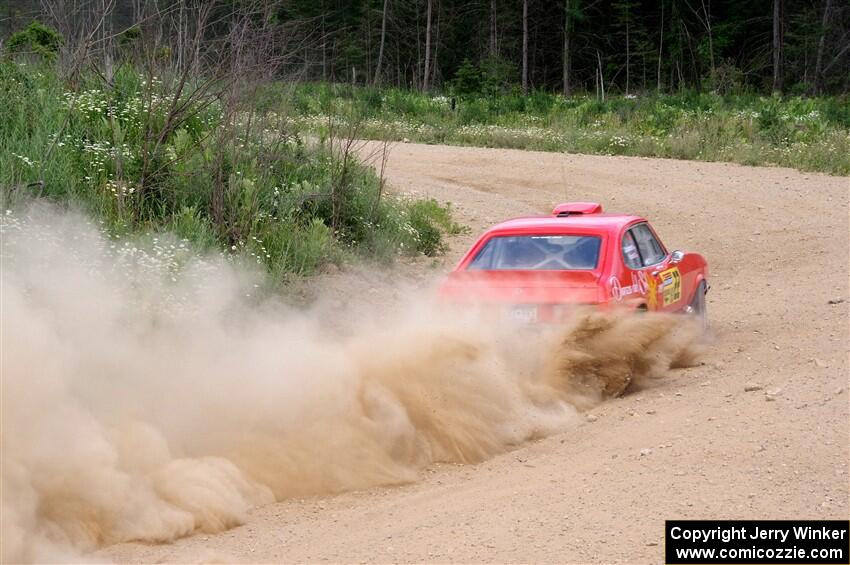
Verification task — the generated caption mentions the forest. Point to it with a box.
[2,0,848,95]
[276,0,850,96]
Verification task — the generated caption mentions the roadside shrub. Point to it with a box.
[407,198,463,256]
[756,99,794,144]
[708,59,744,95]
[450,59,484,96]
[1,63,461,283]
[5,21,63,60]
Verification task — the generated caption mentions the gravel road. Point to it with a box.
[102,143,849,564]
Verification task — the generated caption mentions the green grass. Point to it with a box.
[285,83,850,176]
[0,62,459,282]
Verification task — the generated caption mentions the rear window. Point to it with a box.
[467,235,601,271]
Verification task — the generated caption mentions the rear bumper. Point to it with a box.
[438,300,618,325]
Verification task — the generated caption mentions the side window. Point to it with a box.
[622,231,642,269]
[631,223,666,266]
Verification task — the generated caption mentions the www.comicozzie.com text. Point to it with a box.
[669,525,848,544]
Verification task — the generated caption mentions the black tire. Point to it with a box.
[689,280,708,330]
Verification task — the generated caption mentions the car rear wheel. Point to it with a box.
[687,281,708,330]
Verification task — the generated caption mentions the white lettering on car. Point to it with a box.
[610,271,648,301]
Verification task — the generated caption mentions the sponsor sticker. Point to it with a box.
[647,273,658,309]
[659,267,682,306]
[610,271,649,302]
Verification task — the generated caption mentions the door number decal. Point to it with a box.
[659,267,682,306]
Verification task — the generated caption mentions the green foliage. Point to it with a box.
[118,26,142,48]
[449,56,517,97]
[407,199,464,256]
[708,59,745,96]
[451,59,484,96]
[289,83,850,176]
[5,21,63,60]
[168,206,220,250]
[0,63,459,282]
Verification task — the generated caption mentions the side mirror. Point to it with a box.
[670,250,685,263]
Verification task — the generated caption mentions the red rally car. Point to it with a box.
[438,202,709,325]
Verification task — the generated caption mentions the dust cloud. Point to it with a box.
[0,205,701,563]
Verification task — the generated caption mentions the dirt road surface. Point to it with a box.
[102,144,849,563]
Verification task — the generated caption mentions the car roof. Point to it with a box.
[484,214,645,235]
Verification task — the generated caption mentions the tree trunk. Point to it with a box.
[702,0,715,75]
[657,0,664,91]
[813,0,831,94]
[674,0,685,89]
[395,41,401,87]
[772,0,782,92]
[423,0,433,91]
[366,1,372,83]
[432,4,441,87]
[803,34,809,86]
[102,0,114,83]
[490,0,497,57]
[597,49,605,101]
[415,0,421,90]
[176,0,184,74]
[322,17,327,81]
[374,0,389,85]
[522,0,529,94]
[563,0,571,96]
[625,13,631,94]
[595,63,600,99]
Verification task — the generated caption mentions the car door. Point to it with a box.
[613,229,649,305]
[624,223,683,312]
[633,223,683,312]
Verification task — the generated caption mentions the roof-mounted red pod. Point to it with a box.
[551,202,603,216]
